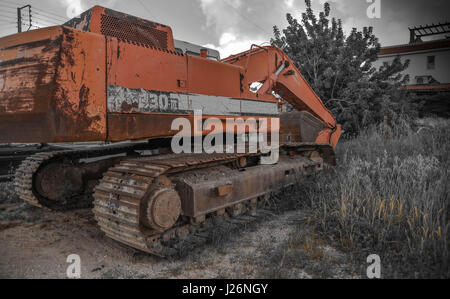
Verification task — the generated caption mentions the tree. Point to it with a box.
[271,0,412,134]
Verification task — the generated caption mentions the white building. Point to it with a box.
[373,23,450,93]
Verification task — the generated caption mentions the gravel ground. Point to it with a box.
[0,181,359,279]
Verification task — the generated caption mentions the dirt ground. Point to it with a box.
[0,181,360,279]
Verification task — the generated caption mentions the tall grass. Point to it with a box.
[302,117,449,278]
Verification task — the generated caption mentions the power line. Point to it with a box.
[1,0,26,7]
[0,20,26,25]
[2,0,21,4]
[222,1,271,37]
[0,2,22,9]
[0,21,17,25]
[0,13,16,19]
[0,6,19,13]
[32,15,61,26]
[0,10,17,17]
[0,7,17,14]
[32,7,68,21]
[135,0,159,22]
[34,11,67,22]
[32,21,56,28]
[1,25,18,30]
[0,3,18,9]
[0,2,69,21]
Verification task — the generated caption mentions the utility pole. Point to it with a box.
[17,5,31,33]
[17,7,21,33]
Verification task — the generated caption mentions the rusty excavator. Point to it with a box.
[0,6,341,255]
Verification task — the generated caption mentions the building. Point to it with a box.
[373,22,450,93]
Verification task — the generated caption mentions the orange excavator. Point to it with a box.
[0,6,341,255]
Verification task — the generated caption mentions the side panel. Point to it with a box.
[52,27,107,141]
[0,27,107,143]
[0,27,62,143]
[105,38,280,142]
[187,55,241,98]
[106,38,188,141]
[106,38,187,92]
[176,157,315,217]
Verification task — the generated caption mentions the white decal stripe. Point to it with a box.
[107,85,279,116]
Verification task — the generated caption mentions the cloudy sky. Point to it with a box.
[0,0,449,58]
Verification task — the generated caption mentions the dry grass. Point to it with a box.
[300,117,449,278]
[0,117,447,278]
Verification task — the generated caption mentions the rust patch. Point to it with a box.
[61,28,76,66]
[77,85,101,128]
[1,38,52,51]
[49,27,107,141]
[0,26,106,143]
[216,184,233,196]
[0,57,37,68]
[119,100,138,112]
[0,36,60,115]
[107,113,185,142]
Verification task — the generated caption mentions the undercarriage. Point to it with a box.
[14,141,333,255]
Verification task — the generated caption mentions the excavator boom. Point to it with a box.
[222,45,341,147]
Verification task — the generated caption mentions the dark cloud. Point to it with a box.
[0,0,448,56]
[327,0,450,45]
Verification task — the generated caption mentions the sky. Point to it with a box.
[0,0,449,58]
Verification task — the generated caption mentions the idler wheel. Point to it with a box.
[142,188,181,232]
[35,162,84,201]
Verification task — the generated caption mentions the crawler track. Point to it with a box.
[13,143,333,256]
[14,150,111,210]
[13,140,170,210]
[14,151,64,209]
[93,152,252,255]
[92,151,323,256]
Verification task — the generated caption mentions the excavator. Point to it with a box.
[0,6,341,255]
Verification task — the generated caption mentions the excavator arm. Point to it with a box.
[222,45,341,148]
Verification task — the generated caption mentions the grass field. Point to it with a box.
[298,117,449,278]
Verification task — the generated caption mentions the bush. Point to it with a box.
[272,0,414,134]
[301,117,450,278]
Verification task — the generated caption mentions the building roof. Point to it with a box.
[379,38,450,55]
[403,83,450,92]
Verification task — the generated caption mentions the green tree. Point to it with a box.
[271,0,412,134]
